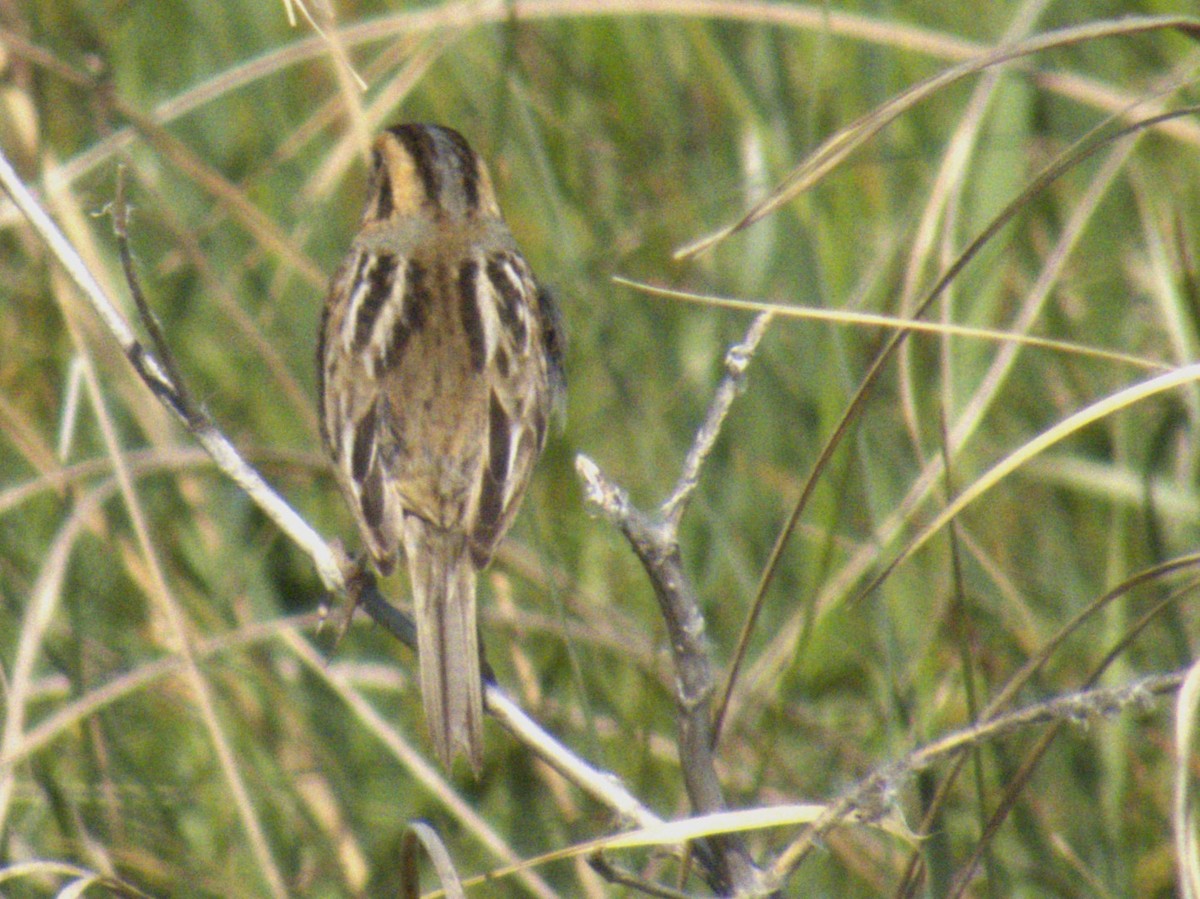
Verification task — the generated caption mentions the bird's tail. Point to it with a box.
[401,515,483,773]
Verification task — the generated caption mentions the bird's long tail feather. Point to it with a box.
[402,515,482,772]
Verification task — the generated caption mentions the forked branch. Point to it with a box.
[577,311,773,897]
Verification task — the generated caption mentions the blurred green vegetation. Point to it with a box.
[4,0,1200,895]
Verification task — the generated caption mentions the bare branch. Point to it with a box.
[112,165,193,420]
[0,145,345,593]
[662,312,772,526]
[765,668,1186,888]
[577,312,775,896]
[487,688,661,829]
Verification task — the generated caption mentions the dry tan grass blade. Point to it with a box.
[675,14,1200,259]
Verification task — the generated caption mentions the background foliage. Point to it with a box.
[4,0,1200,895]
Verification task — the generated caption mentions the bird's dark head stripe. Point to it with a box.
[386,124,483,218]
[389,124,442,209]
[371,148,394,221]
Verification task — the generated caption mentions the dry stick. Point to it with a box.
[762,668,1186,890]
[0,148,343,591]
[0,144,660,837]
[892,556,1200,896]
[942,580,1200,897]
[577,313,773,897]
[113,168,192,413]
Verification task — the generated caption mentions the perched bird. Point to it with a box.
[318,124,565,770]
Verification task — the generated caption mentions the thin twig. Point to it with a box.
[662,312,772,526]
[576,313,774,896]
[487,689,661,829]
[943,577,1200,897]
[112,166,199,424]
[0,145,345,591]
[764,668,1186,888]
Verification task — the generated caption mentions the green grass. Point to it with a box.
[4,0,1200,895]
